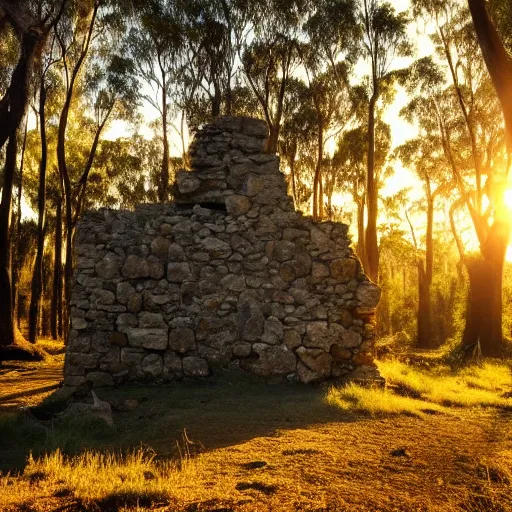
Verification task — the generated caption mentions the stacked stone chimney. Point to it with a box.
[65,116,382,388]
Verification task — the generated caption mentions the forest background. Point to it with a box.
[1,0,512,360]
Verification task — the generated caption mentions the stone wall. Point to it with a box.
[64,117,381,388]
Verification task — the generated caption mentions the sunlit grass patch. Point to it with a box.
[326,383,447,417]
[0,444,240,511]
[11,448,198,510]
[36,338,66,355]
[378,360,512,408]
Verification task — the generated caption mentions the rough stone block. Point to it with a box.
[244,343,296,376]
[124,328,168,350]
[283,329,302,350]
[86,371,114,387]
[139,312,166,328]
[122,255,149,279]
[127,293,143,313]
[225,195,252,216]
[141,353,164,377]
[220,274,246,292]
[356,282,381,308]
[163,350,183,380]
[95,252,121,279]
[232,342,252,357]
[330,258,357,282]
[167,262,193,283]
[261,318,284,345]
[183,357,209,377]
[117,282,136,304]
[168,327,196,353]
[202,237,232,259]
[296,347,332,378]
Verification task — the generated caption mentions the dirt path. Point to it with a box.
[0,356,64,410]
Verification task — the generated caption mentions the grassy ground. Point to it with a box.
[1,351,512,511]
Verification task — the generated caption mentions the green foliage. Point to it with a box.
[87,136,162,209]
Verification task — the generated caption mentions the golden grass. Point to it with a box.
[36,338,66,355]
[327,360,512,417]
[378,360,512,408]
[326,383,448,417]
[0,447,225,511]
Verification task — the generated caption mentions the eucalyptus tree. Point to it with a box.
[413,0,509,357]
[178,0,254,124]
[0,24,28,329]
[279,77,316,207]
[303,61,355,220]
[359,0,412,283]
[126,0,183,201]
[55,0,138,342]
[0,0,66,347]
[333,119,391,262]
[332,128,366,259]
[28,35,62,343]
[301,0,359,221]
[242,36,301,154]
[397,56,454,348]
[465,0,512,356]
[240,0,306,153]
[87,135,163,209]
[395,135,451,348]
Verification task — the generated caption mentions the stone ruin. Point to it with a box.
[64,116,382,388]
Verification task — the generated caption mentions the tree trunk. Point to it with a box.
[225,79,232,116]
[212,81,222,117]
[51,198,63,340]
[159,76,170,203]
[356,195,365,263]
[290,157,297,208]
[0,31,39,151]
[266,125,280,155]
[180,109,187,166]
[462,220,509,358]
[63,201,74,345]
[319,174,324,219]
[417,194,434,348]
[0,134,18,347]
[365,93,379,283]
[313,126,323,221]
[467,0,512,148]
[12,117,28,329]
[417,260,432,349]
[28,82,48,343]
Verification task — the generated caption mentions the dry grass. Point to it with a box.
[326,383,448,417]
[327,360,512,418]
[379,360,512,408]
[36,338,66,355]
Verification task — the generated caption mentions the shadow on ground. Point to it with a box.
[0,370,353,473]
